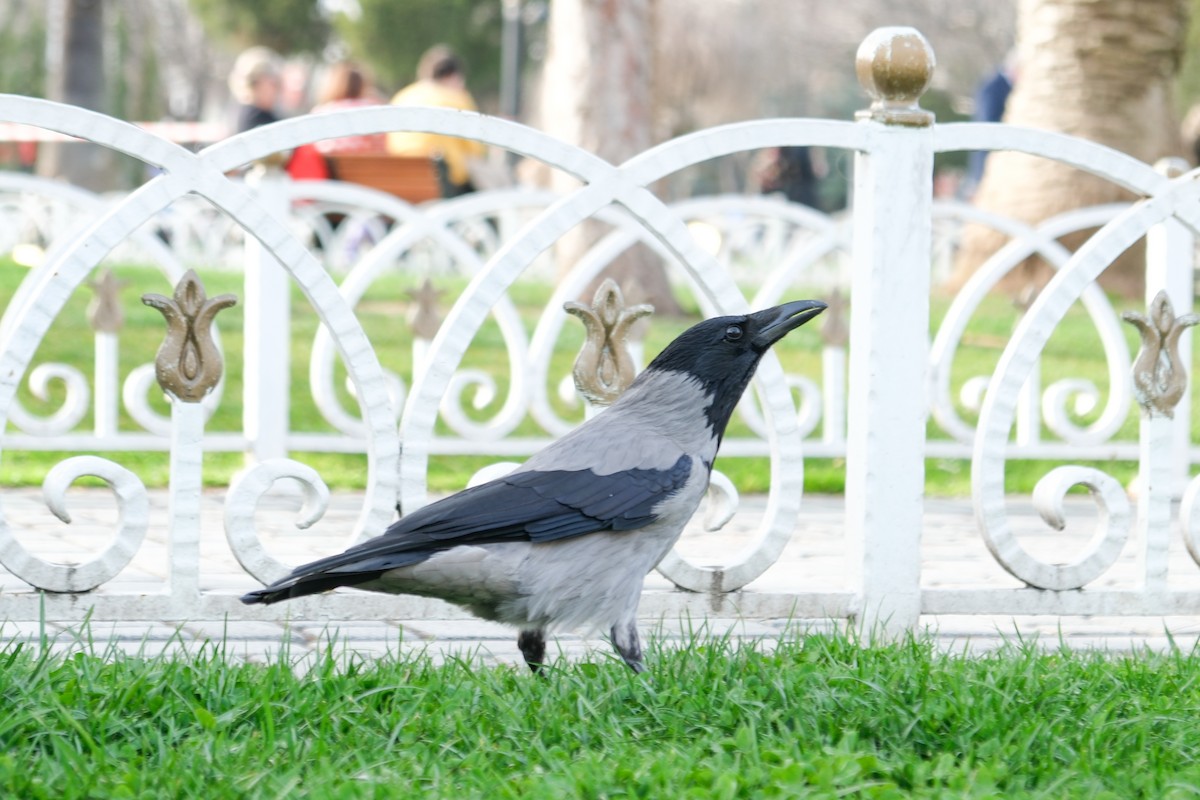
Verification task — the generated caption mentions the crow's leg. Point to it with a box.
[517,628,547,674]
[610,620,646,673]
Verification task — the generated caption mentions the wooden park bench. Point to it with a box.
[325,153,443,204]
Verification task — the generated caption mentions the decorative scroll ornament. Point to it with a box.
[142,270,238,402]
[0,456,151,592]
[564,279,653,406]
[1122,291,1199,418]
[87,268,128,333]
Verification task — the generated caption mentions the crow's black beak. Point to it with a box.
[751,299,828,350]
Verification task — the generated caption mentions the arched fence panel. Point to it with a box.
[0,27,1196,632]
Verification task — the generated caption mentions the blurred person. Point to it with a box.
[228,47,283,133]
[311,61,388,155]
[754,145,822,210]
[228,47,328,181]
[388,45,487,197]
[967,50,1018,192]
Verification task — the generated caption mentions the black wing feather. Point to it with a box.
[241,454,693,604]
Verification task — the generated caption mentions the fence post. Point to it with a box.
[243,162,292,464]
[844,28,935,636]
[142,271,237,606]
[1124,291,1198,591]
[1145,157,1194,497]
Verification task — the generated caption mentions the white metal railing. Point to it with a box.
[0,26,1199,633]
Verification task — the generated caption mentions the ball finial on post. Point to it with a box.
[855,27,936,126]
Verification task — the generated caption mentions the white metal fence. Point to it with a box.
[1,26,1199,634]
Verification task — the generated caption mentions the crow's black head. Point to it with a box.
[640,299,826,438]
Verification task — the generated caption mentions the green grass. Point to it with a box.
[0,257,1170,495]
[3,628,1200,797]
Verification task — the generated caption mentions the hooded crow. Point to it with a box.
[241,299,826,672]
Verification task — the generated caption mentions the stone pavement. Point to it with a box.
[3,488,1200,668]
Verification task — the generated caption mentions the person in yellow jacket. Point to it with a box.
[388,46,487,197]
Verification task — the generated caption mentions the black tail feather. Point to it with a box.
[240,571,383,605]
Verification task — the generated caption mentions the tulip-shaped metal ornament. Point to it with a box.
[1122,290,1200,418]
[564,279,653,407]
[142,270,238,402]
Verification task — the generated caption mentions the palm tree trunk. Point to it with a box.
[537,0,683,315]
[952,0,1189,298]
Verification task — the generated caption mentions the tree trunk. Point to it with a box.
[39,0,117,192]
[540,0,654,162]
[537,0,683,315]
[952,0,1189,298]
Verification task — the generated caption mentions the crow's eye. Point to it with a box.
[724,324,743,341]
